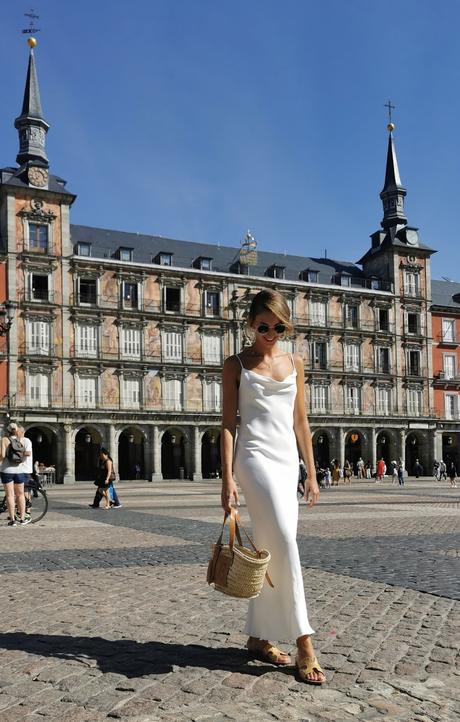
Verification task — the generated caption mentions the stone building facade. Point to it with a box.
[0,45,453,481]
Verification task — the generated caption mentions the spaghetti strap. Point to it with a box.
[236,354,244,370]
[290,353,295,370]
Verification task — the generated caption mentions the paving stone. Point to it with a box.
[0,480,458,722]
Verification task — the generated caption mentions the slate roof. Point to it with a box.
[0,167,75,196]
[431,279,460,310]
[70,223,366,286]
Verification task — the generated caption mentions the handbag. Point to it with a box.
[207,508,273,599]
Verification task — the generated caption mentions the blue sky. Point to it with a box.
[0,1,459,280]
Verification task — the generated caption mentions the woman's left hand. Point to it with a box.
[304,478,320,509]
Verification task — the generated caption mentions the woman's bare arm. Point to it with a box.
[293,354,320,508]
[220,356,240,512]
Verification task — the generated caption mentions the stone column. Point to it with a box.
[371,427,377,475]
[62,424,75,484]
[338,427,345,468]
[192,426,203,481]
[151,425,162,481]
[431,428,442,466]
[108,425,117,467]
[399,429,406,470]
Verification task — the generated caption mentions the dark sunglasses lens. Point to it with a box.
[257,324,269,333]
[274,324,285,334]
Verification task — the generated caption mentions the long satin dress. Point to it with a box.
[233,354,315,641]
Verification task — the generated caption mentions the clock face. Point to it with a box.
[405,229,419,246]
[28,166,48,188]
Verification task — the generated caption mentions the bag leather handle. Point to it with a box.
[221,509,274,588]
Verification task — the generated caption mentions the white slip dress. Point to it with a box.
[233,354,315,641]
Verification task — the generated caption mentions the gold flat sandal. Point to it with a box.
[295,654,326,685]
[246,640,291,666]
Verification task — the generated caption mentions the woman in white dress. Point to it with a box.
[220,289,326,685]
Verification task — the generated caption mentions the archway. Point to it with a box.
[405,434,420,475]
[75,427,102,481]
[313,432,329,469]
[376,432,392,473]
[442,433,458,470]
[25,426,58,480]
[202,430,221,478]
[118,427,145,480]
[161,429,186,479]
[345,431,363,473]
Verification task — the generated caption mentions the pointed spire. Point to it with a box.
[14,39,49,168]
[19,48,45,119]
[380,124,407,230]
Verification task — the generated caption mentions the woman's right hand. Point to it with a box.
[221,477,239,513]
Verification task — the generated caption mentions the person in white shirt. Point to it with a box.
[0,423,32,526]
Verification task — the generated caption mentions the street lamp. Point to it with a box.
[0,301,16,336]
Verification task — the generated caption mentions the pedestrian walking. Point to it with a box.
[413,458,423,478]
[343,459,352,484]
[332,460,341,486]
[376,457,385,482]
[356,457,364,479]
[397,463,405,486]
[0,423,32,526]
[448,462,457,488]
[221,289,326,685]
[392,462,399,485]
[439,460,447,481]
[89,449,122,509]
[324,467,332,488]
[365,461,372,479]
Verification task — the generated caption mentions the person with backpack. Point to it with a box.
[0,423,32,526]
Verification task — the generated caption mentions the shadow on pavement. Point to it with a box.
[0,632,285,678]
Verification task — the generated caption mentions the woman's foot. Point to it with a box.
[296,636,326,685]
[246,637,291,665]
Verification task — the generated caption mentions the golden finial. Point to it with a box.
[27,37,37,48]
[387,122,395,132]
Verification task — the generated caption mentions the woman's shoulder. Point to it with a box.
[293,353,304,370]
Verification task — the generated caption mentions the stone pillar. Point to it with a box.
[108,425,117,468]
[193,426,203,481]
[371,427,377,475]
[62,424,75,484]
[399,429,406,470]
[431,429,442,466]
[338,427,345,468]
[151,426,162,481]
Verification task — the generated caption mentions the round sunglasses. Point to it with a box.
[256,323,286,335]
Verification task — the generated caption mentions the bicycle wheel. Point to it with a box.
[25,487,48,524]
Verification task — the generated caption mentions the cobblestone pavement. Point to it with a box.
[0,479,458,721]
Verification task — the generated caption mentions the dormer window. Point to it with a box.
[338,273,352,287]
[77,242,91,257]
[154,252,173,266]
[230,261,249,275]
[194,257,212,271]
[300,269,319,283]
[116,247,133,262]
[266,265,285,279]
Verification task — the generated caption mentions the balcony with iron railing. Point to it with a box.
[23,289,57,304]
[436,332,459,347]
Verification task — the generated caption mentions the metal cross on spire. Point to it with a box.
[22,9,40,35]
[384,99,395,125]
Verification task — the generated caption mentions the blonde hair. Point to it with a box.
[248,289,294,336]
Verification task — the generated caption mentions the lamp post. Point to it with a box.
[0,301,16,336]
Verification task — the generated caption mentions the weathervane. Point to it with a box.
[22,9,40,35]
[384,99,396,131]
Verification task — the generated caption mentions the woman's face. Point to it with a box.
[100,452,107,461]
[251,310,285,349]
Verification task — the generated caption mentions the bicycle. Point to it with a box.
[0,476,48,524]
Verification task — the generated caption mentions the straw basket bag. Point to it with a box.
[207,509,273,599]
